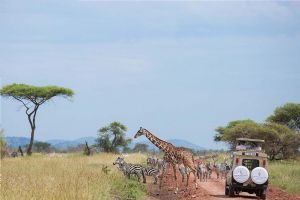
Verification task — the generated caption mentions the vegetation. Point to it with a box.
[32,141,52,153]
[214,120,300,160]
[96,121,131,153]
[132,143,149,153]
[0,129,7,158]
[268,159,300,194]
[267,103,300,132]
[1,153,147,200]
[214,103,300,160]
[0,83,74,155]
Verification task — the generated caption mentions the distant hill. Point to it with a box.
[129,139,205,151]
[5,136,205,151]
[46,137,96,150]
[5,136,96,150]
[5,137,31,149]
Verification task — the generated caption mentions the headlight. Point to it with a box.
[251,167,268,184]
[233,166,250,183]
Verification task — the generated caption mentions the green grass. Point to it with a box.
[268,159,300,194]
[0,153,147,200]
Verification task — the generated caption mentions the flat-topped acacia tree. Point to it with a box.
[0,83,74,155]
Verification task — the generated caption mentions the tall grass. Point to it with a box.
[268,159,300,194]
[0,153,147,200]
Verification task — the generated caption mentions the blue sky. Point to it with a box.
[0,1,300,149]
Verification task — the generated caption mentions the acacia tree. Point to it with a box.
[133,143,149,153]
[0,83,74,155]
[267,103,300,132]
[214,120,300,160]
[96,121,131,152]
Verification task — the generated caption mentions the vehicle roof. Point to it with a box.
[236,138,265,143]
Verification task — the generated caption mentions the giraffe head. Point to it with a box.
[134,127,146,138]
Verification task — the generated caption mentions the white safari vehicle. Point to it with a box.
[225,138,268,199]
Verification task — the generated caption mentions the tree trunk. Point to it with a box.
[27,128,35,155]
[26,105,38,156]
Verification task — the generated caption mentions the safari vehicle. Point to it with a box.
[225,138,268,199]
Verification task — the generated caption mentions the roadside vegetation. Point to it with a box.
[268,159,300,194]
[1,153,147,200]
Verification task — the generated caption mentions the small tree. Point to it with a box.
[0,83,74,155]
[96,121,131,153]
[33,141,52,153]
[267,103,300,132]
[133,143,149,152]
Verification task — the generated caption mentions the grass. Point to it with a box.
[268,159,300,194]
[0,153,147,200]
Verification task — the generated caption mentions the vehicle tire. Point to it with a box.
[260,189,267,200]
[225,185,229,195]
[229,185,235,197]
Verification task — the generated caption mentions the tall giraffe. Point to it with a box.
[134,127,197,194]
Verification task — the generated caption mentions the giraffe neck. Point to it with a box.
[144,129,173,152]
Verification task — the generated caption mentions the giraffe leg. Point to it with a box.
[172,164,178,194]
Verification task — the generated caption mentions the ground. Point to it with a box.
[146,168,300,200]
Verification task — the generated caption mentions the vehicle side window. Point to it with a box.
[242,159,259,170]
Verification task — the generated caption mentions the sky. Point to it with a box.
[0,0,300,149]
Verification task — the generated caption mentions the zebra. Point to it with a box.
[113,157,146,183]
[142,166,160,184]
[157,158,167,171]
[197,163,208,182]
[218,162,231,179]
[11,151,18,157]
[211,161,231,179]
[178,163,191,183]
[206,162,213,179]
[146,156,158,168]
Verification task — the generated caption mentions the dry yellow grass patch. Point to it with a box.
[0,153,147,200]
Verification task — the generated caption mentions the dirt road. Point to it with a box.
[146,169,300,200]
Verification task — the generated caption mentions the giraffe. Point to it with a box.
[134,127,198,194]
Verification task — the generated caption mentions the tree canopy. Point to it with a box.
[214,120,300,160]
[132,143,149,152]
[0,83,74,155]
[33,141,52,153]
[267,103,300,132]
[0,83,74,101]
[96,121,131,153]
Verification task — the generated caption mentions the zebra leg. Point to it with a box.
[200,172,203,182]
[154,175,158,184]
[181,171,185,182]
[186,169,190,188]
[142,169,146,183]
[193,169,198,189]
[172,164,178,194]
[136,173,141,182]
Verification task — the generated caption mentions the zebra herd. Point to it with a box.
[113,155,231,186]
[113,157,160,184]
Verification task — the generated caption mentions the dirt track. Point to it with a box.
[146,169,300,200]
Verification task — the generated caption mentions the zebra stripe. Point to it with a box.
[113,157,146,183]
